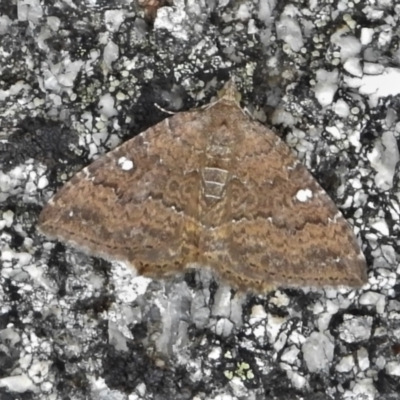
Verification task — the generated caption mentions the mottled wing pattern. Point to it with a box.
[202,106,367,291]
[38,111,205,277]
[39,81,368,292]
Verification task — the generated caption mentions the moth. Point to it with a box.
[38,81,368,291]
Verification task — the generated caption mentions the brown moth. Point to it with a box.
[38,81,368,291]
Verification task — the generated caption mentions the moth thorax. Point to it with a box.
[201,167,229,200]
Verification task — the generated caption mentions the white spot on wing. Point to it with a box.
[117,157,134,171]
[295,188,313,202]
